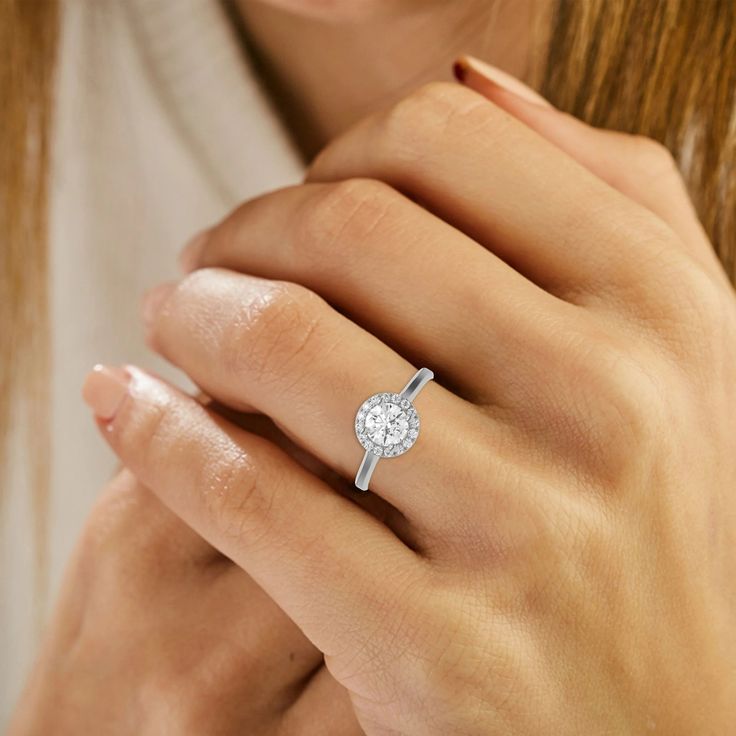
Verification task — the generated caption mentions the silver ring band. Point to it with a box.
[354,367,434,491]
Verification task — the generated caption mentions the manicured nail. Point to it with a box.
[452,59,468,83]
[178,230,209,274]
[453,55,553,108]
[82,365,131,421]
[142,282,176,336]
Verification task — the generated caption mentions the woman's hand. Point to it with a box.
[9,465,361,735]
[82,71,736,734]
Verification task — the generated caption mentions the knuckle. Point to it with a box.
[679,264,732,329]
[224,280,324,385]
[178,264,217,294]
[203,443,277,549]
[575,208,684,307]
[120,389,173,471]
[653,262,734,363]
[597,347,666,436]
[297,178,398,266]
[573,340,669,485]
[112,375,195,494]
[402,80,469,113]
[173,267,222,324]
[629,134,680,178]
[604,233,730,362]
[536,330,671,491]
[381,82,492,162]
[603,197,677,258]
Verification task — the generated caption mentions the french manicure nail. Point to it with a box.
[178,230,209,274]
[82,365,131,421]
[453,55,553,109]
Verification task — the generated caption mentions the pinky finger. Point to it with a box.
[455,55,725,278]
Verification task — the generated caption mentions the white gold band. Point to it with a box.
[354,367,434,491]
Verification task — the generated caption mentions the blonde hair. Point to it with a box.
[541,0,735,275]
[1,0,58,608]
[1,0,734,599]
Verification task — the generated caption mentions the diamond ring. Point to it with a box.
[354,367,434,491]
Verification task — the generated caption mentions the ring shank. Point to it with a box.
[354,367,434,491]
[355,452,380,491]
[400,366,434,402]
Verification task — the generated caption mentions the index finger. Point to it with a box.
[82,365,420,662]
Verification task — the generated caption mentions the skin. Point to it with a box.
[78,71,736,731]
[11,2,736,734]
[9,455,363,735]
[236,0,546,154]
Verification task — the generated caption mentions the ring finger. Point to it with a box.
[142,267,503,529]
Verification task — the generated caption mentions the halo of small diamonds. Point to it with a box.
[354,392,420,457]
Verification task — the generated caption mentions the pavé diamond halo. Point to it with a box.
[354,367,433,491]
[354,392,420,458]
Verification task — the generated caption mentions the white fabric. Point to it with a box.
[1,0,304,721]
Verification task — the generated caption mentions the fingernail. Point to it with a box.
[142,282,176,336]
[453,55,553,109]
[82,365,131,421]
[179,230,209,274]
[452,59,467,83]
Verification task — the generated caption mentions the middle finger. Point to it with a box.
[183,178,570,401]
[307,81,690,303]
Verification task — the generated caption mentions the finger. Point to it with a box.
[283,665,364,736]
[82,364,421,668]
[88,467,220,565]
[454,55,724,279]
[180,179,570,399]
[198,388,259,415]
[96,469,332,715]
[209,565,326,698]
[142,268,492,529]
[216,407,421,549]
[306,81,703,302]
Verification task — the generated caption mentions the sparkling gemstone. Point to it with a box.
[355,392,420,457]
[365,402,410,446]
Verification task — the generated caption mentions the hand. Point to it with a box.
[9,465,361,735]
[82,72,736,734]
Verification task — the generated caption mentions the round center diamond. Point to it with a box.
[354,392,421,458]
[365,402,409,446]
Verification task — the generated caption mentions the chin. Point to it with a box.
[253,0,405,21]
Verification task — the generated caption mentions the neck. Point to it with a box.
[237,0,547,158]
